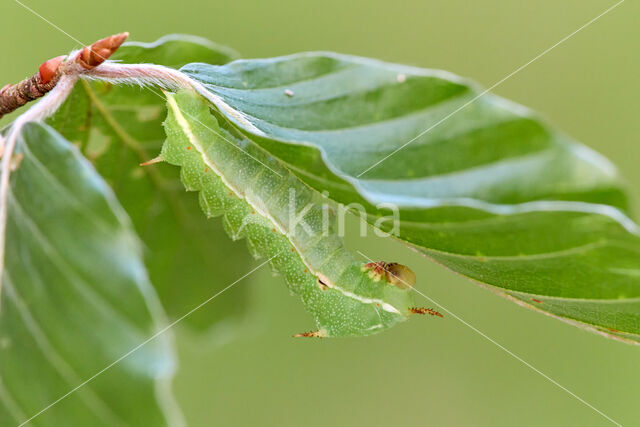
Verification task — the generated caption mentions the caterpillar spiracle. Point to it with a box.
[161,90,438,337]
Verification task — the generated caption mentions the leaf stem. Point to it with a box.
[84,62,262,134]
[0,74,79,297]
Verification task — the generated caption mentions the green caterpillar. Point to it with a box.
[161,90,436,337]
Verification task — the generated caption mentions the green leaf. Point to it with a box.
[161,90,425,337]
[0,122,179,425]
[49,35,252,331]
[111,34,239,68]
[182,53,640,344]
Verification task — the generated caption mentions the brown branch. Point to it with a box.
[0,32,129,120]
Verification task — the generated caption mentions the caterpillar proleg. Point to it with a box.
[161,90,433,337]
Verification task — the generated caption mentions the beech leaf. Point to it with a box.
[182,53,640,343]
[0,122,179,425]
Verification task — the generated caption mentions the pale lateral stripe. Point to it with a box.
[167,95,401,314]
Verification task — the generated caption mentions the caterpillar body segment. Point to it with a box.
[162,90,416,337]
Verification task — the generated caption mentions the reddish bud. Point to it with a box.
[78,32,129,70]
[38,56,66,84]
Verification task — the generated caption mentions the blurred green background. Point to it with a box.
[2,0,639,425]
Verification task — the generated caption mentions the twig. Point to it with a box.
[0,33,128,119]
